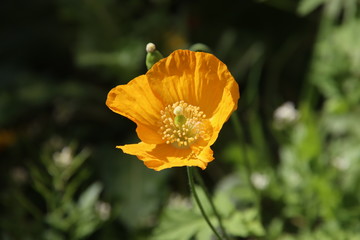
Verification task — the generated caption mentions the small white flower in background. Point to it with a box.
[273,101,300,129]
[285,171,302,187]
[331,157,350,171]
[53,146,73,167]
[251,173,269,190]
[96,201,111,220]
[11,167,28,184]
[167,193,192,209]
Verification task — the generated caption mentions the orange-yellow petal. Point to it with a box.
[106,75,165,144]
[147,50,239,120]
[107,49,240,171]
[117,142,214,171]
[208,80,240,145]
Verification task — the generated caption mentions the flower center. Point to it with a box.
[160,101,206,148]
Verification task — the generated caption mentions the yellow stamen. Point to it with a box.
[159,101,206,148]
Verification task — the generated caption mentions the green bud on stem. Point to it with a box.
[189,43,212,53]
[146,43,164,70]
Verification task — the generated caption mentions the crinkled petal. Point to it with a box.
[147,50,239,119]
[147,50,239,146]
[107,49,240,171]
[117,142,214,171]
[106,75,165,144]
[208,80,240,145]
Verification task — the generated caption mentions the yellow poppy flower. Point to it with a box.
[106,49,239,171]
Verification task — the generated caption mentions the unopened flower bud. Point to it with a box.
[146,43,156,53]
[189,43,212,53]
[145,42,163,70]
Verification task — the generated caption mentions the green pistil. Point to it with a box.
[174,115,186,126]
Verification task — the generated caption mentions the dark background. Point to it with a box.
[4,0,357,239]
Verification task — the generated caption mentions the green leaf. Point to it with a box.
[46,202,74,231]
[292,120,321,162]
[78,182,102,210]
[63,169,91,201]
[61,148,91,182]
[43,229,65,240]
[298,0,325,16]
[223,208,265,237]
[149,208,211,240]
[103,154,169,230]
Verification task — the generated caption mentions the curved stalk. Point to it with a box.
[187,167,224,240]
[193,168,231,240]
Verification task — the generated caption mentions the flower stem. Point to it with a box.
[187,167,224,240]
[193,168,231,240]
[231,113,260,202]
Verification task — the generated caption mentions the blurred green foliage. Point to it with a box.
[1,0,360,239]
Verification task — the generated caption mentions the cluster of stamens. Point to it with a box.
[160,101,207,148]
